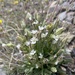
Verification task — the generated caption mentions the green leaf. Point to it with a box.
[51,67,57,73]
[21,19,26,28]
[6,42,14,47]
[55,27,64,35]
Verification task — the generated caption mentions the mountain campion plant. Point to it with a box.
[14,21,67,75]
[0,0,68,75]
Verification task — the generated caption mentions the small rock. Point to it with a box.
[67,12,74,17]
[57,11,67,20]
[49,7,55,13]
[49,5,61,13]
[61,2,70,9]
[0,69,6,75]
[69,2,75,11]
[73,17,75,25]
[71,47,75,58]
[66,17,73,23]
[66,12,74,23]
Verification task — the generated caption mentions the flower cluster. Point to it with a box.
[0,0,68,74]
[19,21,66,75]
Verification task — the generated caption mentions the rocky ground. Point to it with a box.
[0,0,75,75]
[49,0,75,74]
[50,0,75,44]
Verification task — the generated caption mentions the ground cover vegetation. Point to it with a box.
[0,0,72,75]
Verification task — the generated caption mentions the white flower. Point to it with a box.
[41,32,48,38]
[24,32,27,35]
[65,48,71,54]
[29,56,32,59]
[39,53,43,59]
[25,41,30,46]
[29,49,36,56]
[54,55,57,58]
[55,60,59,65]
[35,64,39,68]
[32,20,38,25]
[31,30,38,34]
[16,44,21,49]
[2,43,6,47]
[30,37,38,44]
[54,35,59,41]
[52,35,59,43]
[26,12,32,20]
[38,26,46,31]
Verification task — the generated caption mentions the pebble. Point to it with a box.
[61,2,70,9]
[71,47,75,58]
[50,0,75,47]
[57,11,67,20]
[73,17,75,25]
[0,69,6,75]
[66,12,74,23]
[50,0,75,24]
